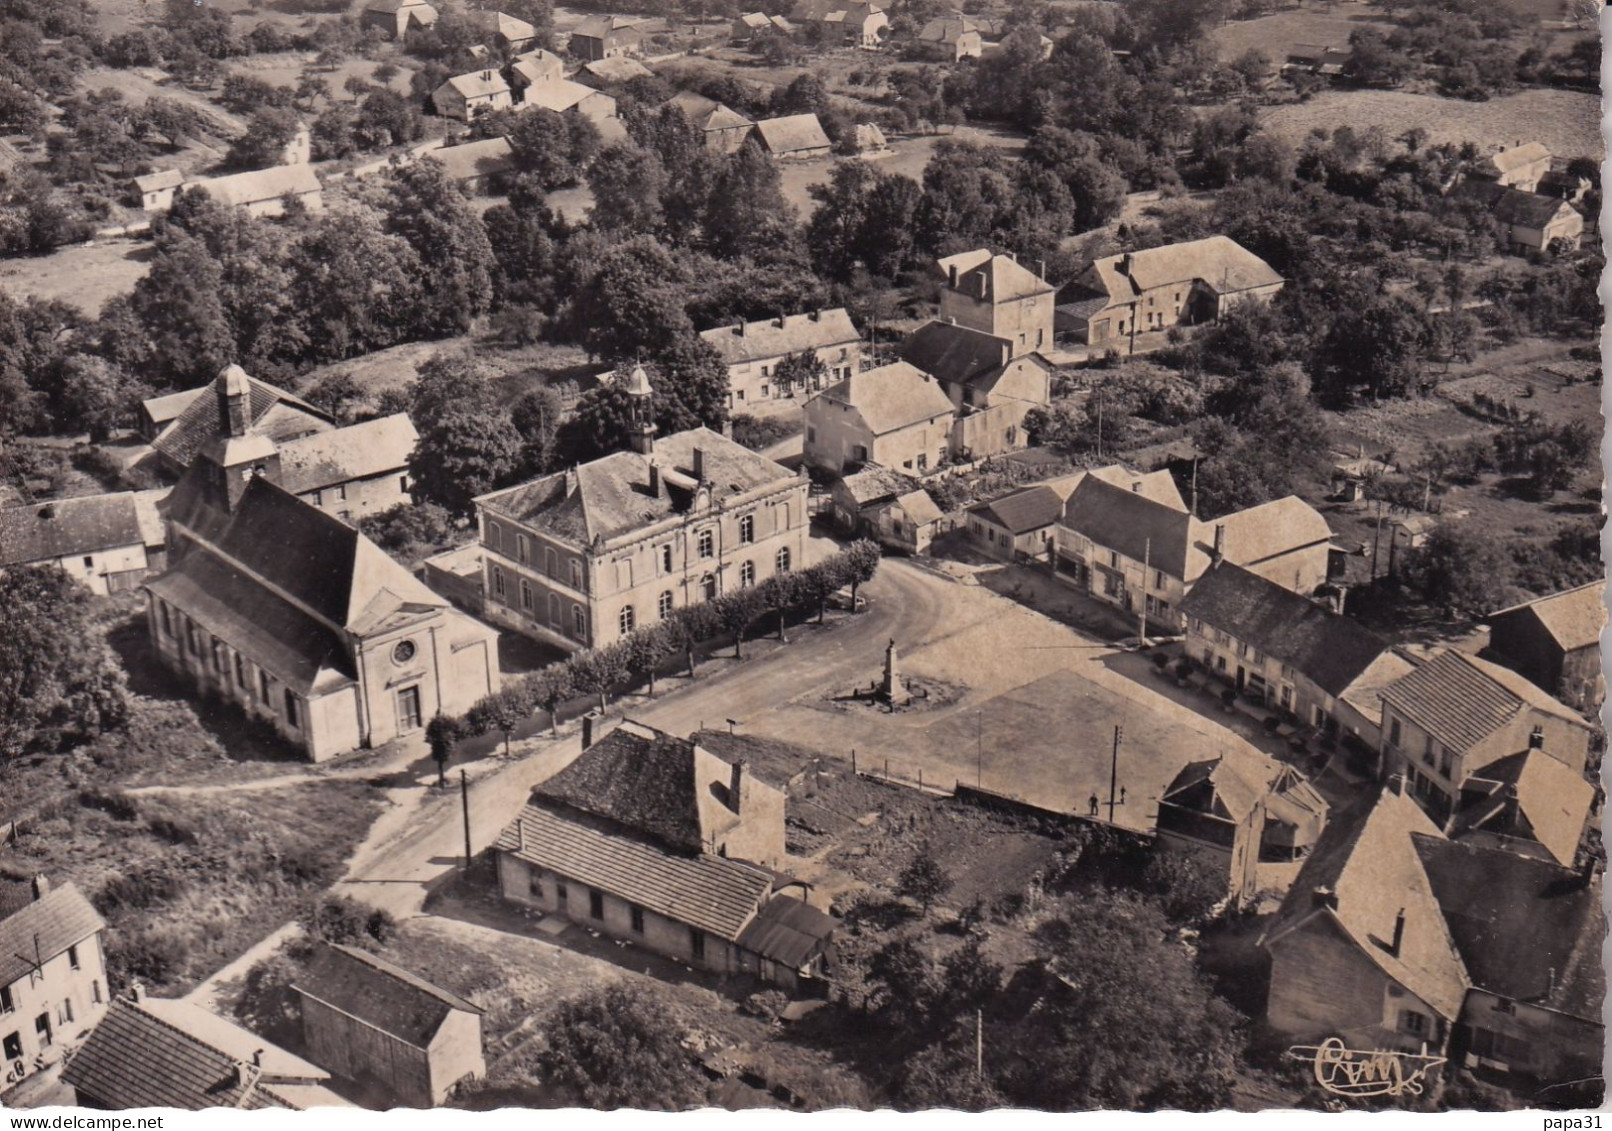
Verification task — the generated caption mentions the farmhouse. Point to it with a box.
[496,720,837,994]
[1471,141,1552,193]
[699,307,862,410]
[731,10,789,39]
[1484,582,1605,712]
[509,47,565,89]
[667,90,756,152]
[1377,648,1595,828]
[130,169,183,212]
[1261,786,1604,1090]
[803,361,955,476]
[899,318,1050,459]
[567,15,643,60]
[432,71,514,121]
[360,0,438,39]
[468,9,538,51]
[754,113,832,159]
[519,78,618,124]
[916,16,981,59]
[0,878,108,1091]
[968,465,1171,563]
[791,0,887,47]
[1283,43,1350,76]
[183,165,324,217]
[935,249,1055,356]
[1,492,165,595]
[474,369,806,652]
[63,989,350,1110]
[294,944,485,1108]
[830,466,944,554]
[1455,179,1584,255]
[1057,236,1283,349]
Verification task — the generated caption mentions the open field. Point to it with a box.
[1259,88,1603,159]
[79,65,247,137]
[228,52,418,101]
[0,238,153,314]
[1211,2,1391,62]
[298,337,597,405]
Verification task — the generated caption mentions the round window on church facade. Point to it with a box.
[392,640,417,665]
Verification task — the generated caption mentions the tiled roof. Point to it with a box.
[734,896,837,968]
[275,414,419,495]
[1084,236,1282,304]
[497,804,773,940]
[1,493,145,567]
[478,427,796,546]
[510,48,565,84]
[1456,179,1577,229]
[918,15,974,41]
[521,77,606,112]
[294,943,481,1050]
[938,249,1054,302]
[426,137,513,183]
[1060,474,1196,577]
[191,165,321,208]
[969,484,1064,535]
[1338,648,1418,726]
[895,489,945,526]
[813,361,954,437]
[134,169,184,192]
[1179,562,1389,696]
[1264,789,1469,1021]
[582,56,652,81]
[0,882,104,989]
[152,366,332,469]
[1488,581,1604,653]
[838,465,920,507]
[1488,142,1550,174]
[470,9,536,40]
[63,997,345,1111]
[1456,749,1593,867]
[1380,649,1589,754]
[899,320,1012,386]
[700,309,859,366]
[1414,836,1603,1022]
[754,113,831,154]
[443,71,510,100]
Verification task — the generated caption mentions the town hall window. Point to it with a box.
[493,566,506,599]
[570,559,583,589]
[234,653,247,689]
[517,534,529,564]
[658,591,674,619]
[740,561,755,587]
[659,544,673,573]
[521,580,533,611]
[487,521,502,552]
[776,547,791,573]
[698,529,714,558]
[619,606,635,635]
[573,605,585,637]
[739,515,755,544]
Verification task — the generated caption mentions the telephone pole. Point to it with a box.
[460,770,473,872]
[1107,725,1122,824]
[1138,536,1151,645]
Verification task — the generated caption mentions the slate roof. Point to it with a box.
[498,805,774,940]
[1178,562,1390,696]
[521,77,607,112]
[754,113,831,154]
[0,883,104,990]
[477,427,796,546]
[969,484,1064,535]
[294,943,481,1050]
[275,414,419,495]
[838,465,920,507]
[1414,836,1603,1022]
[1456,749,1594,868]
[191,164,322,208]
[899,320,1012,386]
[1083,236,1282,304]
[62,997,345,1111]
[813,362,954,436]
[700,309,859,365]
[1488,581,1604,653]
[1,493,146,567]
[1264,788,1469,1021]
[1379,649,1589,754]
[734,896,837,968]
[151,366,333,469]
[427,137,514,183]
[938,249,1054,302]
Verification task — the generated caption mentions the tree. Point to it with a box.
[511,384,565,476]
[567,235,692,361]
[539,984,706,1109]
[896,844,953,914]
[715,587,765,659]
[380,160,496,336]
[527,664,575,736]
[771,350,828,399]
[842,539,881,609]
[425,714,459,786]
[624,622,676,697]
[806,161,923,281]
[0,565,128,762]
[898,1039,1007,1111]
[225,106,302,170]
[586,142,668,235]
[467,684,532,757]
[1401,523,1515,619]
[291,204,425,361]
[1315,295,1428,403]
[866,936,937,1027]
[125,229,236,387]
[407,355,522,514]
[934,937,1004,1020]
[568,643,629,713]
[51,355,147,440]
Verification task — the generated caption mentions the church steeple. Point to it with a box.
[624,364,655,455]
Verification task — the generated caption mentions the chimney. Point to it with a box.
[735,320,745,337]
[692,447,706,482]
[130,982,146,1003]
[36,504,54,521]
[1130,481,1142,493]
[564,466,579,496]
[948,264,958,288]
[1529,725,1544,750]
[29,875,49,901]
[1212,523,1226,564]
[252,1050,264,1068]
[1118,252,1133,277]
[729,760,745,813]
[648,460,661,497]
[1388,907,1405,956]
[810,308,821,322]
[1312,886,1338,910]
[775,313,786,329]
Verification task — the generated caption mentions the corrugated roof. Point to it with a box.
[812,361,954,437]
[754,113,831,155]
[1084,236,1281,304]
[275,414,419,495]
[191,164,322,208]
[969,484,1064,535]
[734,896,837,968]
[152,366,332,470]
[497,805,773,940]
[0,883,104,989]
[1178,562,1389,696]
[1380,649,1589,754]
[700,309,859,366]
[1488,581,1604,654]
[899,319,1011,386]
[1,493,145,566]
[294,943,480,1050]
[478,427,796,546]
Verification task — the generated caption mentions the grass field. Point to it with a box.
[1211,1,1391,62]
[0,239,153,315]
[1259,87,1603,159]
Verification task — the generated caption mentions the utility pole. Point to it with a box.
[460,770,473,872]
[976,1009,984,1081]
[1189,457,1198,517]
[1139,536,1151,645]
[1107,725,1122,824]
[1096,392,1104,460]
[1370,499,1384,583]
[976,710,983,788]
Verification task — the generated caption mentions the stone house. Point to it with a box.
[360,0,438,39]
[667,90,756,153]
[508,47,566,90]
[519,77,618,123]
[475,371,807,652]
[699,308,861,411]
[899,318,1050,460]
[1484,582,1605,713]
[146,410,499,761]
[469,9,538,51]
[802,361,955,476]
[1056,236,1284,349]
[63,989,350,1110]
[791,0,887,47]
[1377,648,1595,829]
[916,16,981,59]
[0,878,108,1093]
[934,250,1055,357]
[1,493,164,596]
[432,71,514,120]
[966,483,1068,562]
[831,465,945,554]
[1471,142,1552,193]
[567,15,643,60]
[183,165,325,218]
[130,169,183,212]
[495,720,837,994]
[1456,179,1584,254]
[294,944,485,1108]
[753,113,832,159]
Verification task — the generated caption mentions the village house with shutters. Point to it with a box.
[699,308,862,411]
[508,47,565,91]
[790,0,887,47]
[1485,581,1605,712]
[830,466,944,555]
[1,491,166,595]
[1055,236,1284,350]
[899,318,1051,460]
[474,368,807,652]
[431,71,513,121]
[496,720,838,994]
[1260,786,1604,1091]
[803,361,956,476]
[0,878,107,1093]
[293,944,485,1107]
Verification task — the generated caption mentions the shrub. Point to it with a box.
[302,894,392,947]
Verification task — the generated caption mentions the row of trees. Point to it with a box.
[436,541,882,761]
